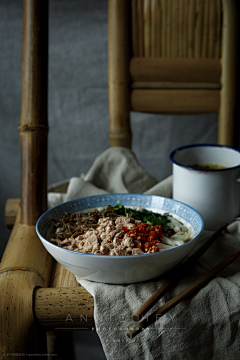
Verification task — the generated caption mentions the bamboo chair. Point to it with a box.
[1,0,240,358]
[108,0,240,149]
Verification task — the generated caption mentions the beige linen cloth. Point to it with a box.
[48,147,240,360]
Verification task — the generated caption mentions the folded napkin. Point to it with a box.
[48,147,240,360]
[48,147,172,204]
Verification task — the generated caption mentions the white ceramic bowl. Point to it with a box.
[36,194,204,284]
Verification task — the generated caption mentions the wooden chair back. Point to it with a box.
[108,0,240,148]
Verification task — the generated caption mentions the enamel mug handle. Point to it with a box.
[236,177,240,183]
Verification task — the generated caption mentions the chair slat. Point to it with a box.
[131,89,220,114]
[130,57,221,83]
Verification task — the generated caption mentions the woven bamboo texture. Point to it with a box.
[131,0,222,58]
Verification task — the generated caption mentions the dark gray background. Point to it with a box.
[0,0,217,358]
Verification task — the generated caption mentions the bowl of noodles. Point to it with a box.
[36,194,204,284]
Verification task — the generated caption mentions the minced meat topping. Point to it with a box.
[49,206,166,255]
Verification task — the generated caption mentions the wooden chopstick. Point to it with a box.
[127,246,240,339]
[132,223,228,322]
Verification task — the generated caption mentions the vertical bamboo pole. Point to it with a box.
[219,0,240,147]
[182,0,188,57]
[144,0,151,57]
[201,0,209,58]
[208,0,215,58]
[195,0,204,58]
[187,0,195,57]
[166,0,171,57]
[108,0,132,147]
[171,0,179,57]
[178,0,183,57]
[155,0,161,57]
[151,0,156,57]
[214,0,222,58]
[132,0,139,57]
[160,0,167,57]
[19,0,49,225]
[137,0,144,56]
[0,0,52,356]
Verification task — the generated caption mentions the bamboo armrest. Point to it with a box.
[2,205,94,333]
[34,286,94,330]
[38,262,95,330]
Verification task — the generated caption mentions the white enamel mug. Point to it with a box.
[170,144,240,230]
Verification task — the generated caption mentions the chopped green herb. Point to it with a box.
[113,204,174,237]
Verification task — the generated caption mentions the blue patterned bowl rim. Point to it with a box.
[36,193,204,258]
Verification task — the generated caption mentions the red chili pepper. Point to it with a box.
[122,223,164,253]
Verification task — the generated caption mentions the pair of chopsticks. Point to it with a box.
[127,223,240,339]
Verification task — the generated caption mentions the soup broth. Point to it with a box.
[189,163,226,169]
